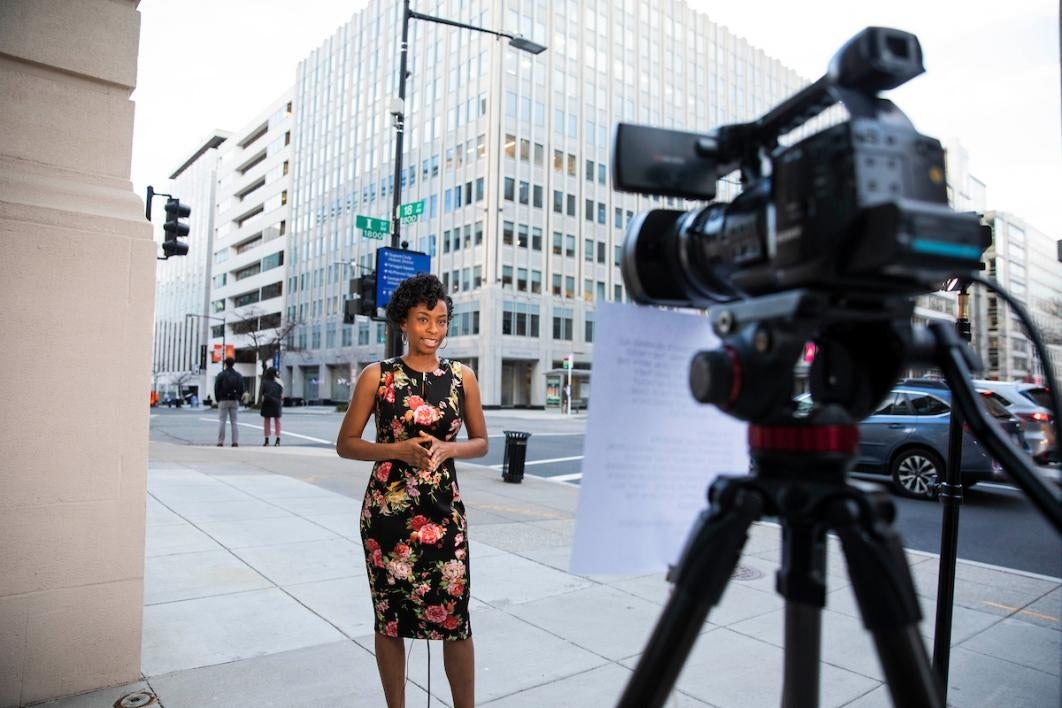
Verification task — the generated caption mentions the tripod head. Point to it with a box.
[690,289,914,424]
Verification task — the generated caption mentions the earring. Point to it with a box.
[439,337,448,350]
[401,332,407,343]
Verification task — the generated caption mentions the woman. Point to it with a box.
[336,273,488,708]
[259,367,284,446]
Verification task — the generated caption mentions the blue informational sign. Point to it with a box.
[272,350,280,371]
[375,247,431,310]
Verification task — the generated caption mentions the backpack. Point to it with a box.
[219,369,242,400]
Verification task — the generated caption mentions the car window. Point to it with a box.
[871,393,900,415]
[979,393,1014,419]
[909,393,949,415]
[977,390,1012,408]
[1021,387,1052,408]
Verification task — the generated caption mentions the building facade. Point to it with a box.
[152,132,229,402]
[974,212,1062,383]
[207,91,294,402]
[284,0,808,407]
[1,1,155,703]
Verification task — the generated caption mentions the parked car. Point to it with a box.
[797,380,1029,499]
[973,380,1056,464]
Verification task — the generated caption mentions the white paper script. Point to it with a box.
[570,302,750,575]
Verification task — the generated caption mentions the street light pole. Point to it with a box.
[387,1,546,360]
[387,0,413,360]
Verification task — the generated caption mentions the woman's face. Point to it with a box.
[402,300,448,355]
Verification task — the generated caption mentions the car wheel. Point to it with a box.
[890,448,943,499]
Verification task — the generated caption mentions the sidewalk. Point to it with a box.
[38,441,1060,707]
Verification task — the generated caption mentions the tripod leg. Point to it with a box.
[831,492,943,708]
[778,521,828,708]
[618,479,763,708]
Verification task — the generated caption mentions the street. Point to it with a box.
[151,406,1062,578]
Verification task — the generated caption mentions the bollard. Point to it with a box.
[501,430,532,483]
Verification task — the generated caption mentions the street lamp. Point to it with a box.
[388,0,547,358]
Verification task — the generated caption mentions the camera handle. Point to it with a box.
[617,445,943,708]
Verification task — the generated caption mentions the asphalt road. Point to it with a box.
[151,406,1061,578]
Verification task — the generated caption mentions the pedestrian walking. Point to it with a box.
[259,367,284,446]
[336,273,488,708]
[214,357,244,447]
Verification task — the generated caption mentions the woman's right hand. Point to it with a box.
[396,432,434,469]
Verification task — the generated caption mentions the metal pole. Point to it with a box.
[387,0,412,360]
[932,282,970,694]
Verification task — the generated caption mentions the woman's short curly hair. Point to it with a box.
[385,272,453,326]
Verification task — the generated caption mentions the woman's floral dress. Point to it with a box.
[361,358,471,640]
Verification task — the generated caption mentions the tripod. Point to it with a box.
[617,427,941,707]
[616,291,1062,707]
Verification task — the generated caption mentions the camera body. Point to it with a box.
[613,27,989,308]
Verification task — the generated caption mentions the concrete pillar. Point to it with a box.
[0,1,153,705]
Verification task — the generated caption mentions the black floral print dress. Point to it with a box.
[361,358,471,640]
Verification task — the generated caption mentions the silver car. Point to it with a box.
[973,380,1056,464]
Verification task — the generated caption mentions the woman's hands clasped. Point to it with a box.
[397,431,454,472]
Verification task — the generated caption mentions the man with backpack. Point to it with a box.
[214,357,245,447]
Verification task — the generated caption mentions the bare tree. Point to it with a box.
[231,307,304,379]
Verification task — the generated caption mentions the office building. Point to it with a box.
[285,0,808,407]
[206,90,295,401]
[975,212,1062,382]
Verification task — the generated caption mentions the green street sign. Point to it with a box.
[398,200,424,218]
[355,215,389,234]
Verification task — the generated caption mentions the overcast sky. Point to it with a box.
[132,0,1061,236]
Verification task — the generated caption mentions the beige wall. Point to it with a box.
[0,1,153,705]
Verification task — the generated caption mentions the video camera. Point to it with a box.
[612,27,990,307]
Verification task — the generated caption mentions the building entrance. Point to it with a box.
[500,359,534,407]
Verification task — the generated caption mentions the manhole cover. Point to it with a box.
[115,691,157,708]
[730,565,765,581]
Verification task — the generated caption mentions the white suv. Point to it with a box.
[973,380,1056,464]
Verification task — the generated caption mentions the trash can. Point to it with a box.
[501,431,531,483]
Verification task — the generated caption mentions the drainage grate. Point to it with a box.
[730,565,765,581]
[115,691,158,708]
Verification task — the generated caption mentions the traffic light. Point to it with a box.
[357,275,377,317]
[343,275,378,323]
[162,198,190,258]
[343,299,358,325]
[563,354,574,370]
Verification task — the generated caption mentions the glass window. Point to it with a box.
[552,231,562,255]
[553,190,563,213]
[503,221,514,245]
[503,177,515,201]
[909,393,949,415]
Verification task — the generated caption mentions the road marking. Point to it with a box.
[488,455,584,470]
[981,601,1058,622]
[547,473,583,483]
[197,417,334,444]
[487,432,585,438]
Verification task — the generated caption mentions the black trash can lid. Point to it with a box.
[503,430,531,440]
